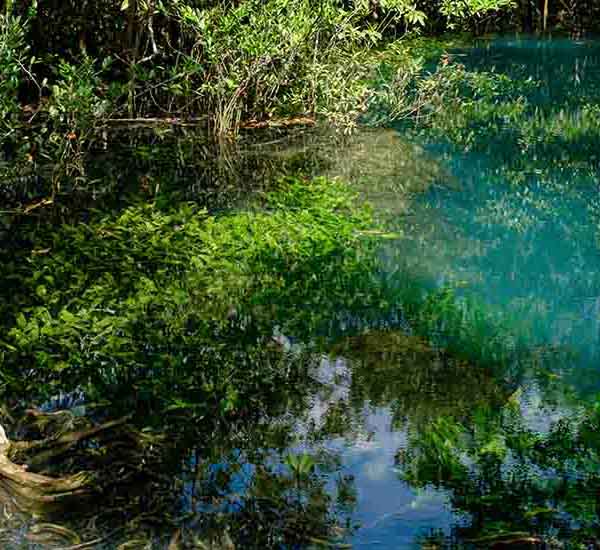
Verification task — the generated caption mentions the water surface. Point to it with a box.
[1,36,600,549]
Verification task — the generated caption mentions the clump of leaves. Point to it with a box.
[0,14,29,145]
[44,56,112,187]
[1,177,383,404]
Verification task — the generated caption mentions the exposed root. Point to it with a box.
[0,413,132,514]
[10,414,132,466]
[0,407,171,547]
[241,116,316,130]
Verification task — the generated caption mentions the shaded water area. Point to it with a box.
[1,36,600,548]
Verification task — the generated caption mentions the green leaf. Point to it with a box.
[16,313,26,329]
[59,309,78,324]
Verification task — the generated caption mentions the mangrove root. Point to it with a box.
[0,414,131,513]
[10,413,132,467]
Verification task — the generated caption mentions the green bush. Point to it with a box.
[0,14,27,143]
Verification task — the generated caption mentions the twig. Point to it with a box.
[16,60,43,123]
[11,415,133,458]
[57,527,124,550]
[105,117,207,125]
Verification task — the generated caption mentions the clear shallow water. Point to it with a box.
[2,37,600,549]
[399,37,600,390]
[287,36,600,548]
[346,37,600,547]
[298,353,472,549]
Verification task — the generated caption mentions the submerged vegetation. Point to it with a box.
[0,175,388,546]
[0,177,381,397]
[328,330,600,547]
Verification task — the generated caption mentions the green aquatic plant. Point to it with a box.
[0,174,393,547]
[400,392,600,547]
[0,177,384,402]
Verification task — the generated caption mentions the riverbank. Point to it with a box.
[2,0,582,198]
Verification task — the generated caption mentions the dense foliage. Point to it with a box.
[2,0,589,146]
[0,0,595,201]
[0,177,384,401]
[0,174,389,545]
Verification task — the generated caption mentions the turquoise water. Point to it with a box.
[404,37,600,385]
[296,37,600,548]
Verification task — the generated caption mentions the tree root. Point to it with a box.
[10,413,132,466]
[0,413,132,514]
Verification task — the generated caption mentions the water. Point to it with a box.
[340,37,600,547]
[1,37,600,548]
[402,37,600,387]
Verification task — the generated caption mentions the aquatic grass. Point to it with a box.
[377,274,536,370]
[0,177,384,400]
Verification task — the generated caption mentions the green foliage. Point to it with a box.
[0,173,391,548]
[0,14,27,142]
[159,0,429,133]
[0,177,381,401]
[48,58,111,142]
[403,416,469,483]
[285,452,316,479]
[363,47,530,128]
[415,54,600,156]
[0,0,547,149]
[0,0,594,168]
[45,57,112,182]
[439,0,516,29]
